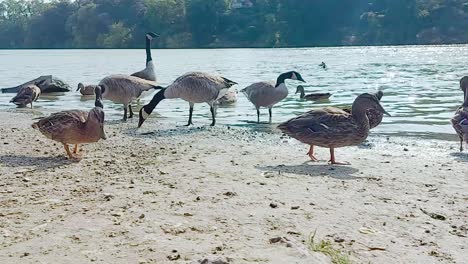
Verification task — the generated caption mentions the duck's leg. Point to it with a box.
[123,104,128,121]
[185,102,194,126]
[210,104,216,126]
[328,148,350,165]
[128,105,134,119]
[256,107,260,123]
[307,145,318,161]
[73,144,79,154]
[63,144,74,159]
[268,107,272,123]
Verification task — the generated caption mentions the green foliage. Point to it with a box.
[0,0,467,48]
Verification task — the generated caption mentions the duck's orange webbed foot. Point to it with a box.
[306,145,318,161]
[328,148,350,165]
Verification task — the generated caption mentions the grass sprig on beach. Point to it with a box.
[308,231,352,264]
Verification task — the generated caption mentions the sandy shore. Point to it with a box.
[0,110,467,264]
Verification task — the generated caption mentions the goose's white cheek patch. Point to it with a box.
[141,109,150,120]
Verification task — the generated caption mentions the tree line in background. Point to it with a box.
[1,0,468,49]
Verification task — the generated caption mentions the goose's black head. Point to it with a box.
[276,71,306,87]
[146,32,160,40]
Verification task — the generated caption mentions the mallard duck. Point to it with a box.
[278,93,390,165]
[296,85,331,101]
[342,90,384,129]
[76,83,97,96]
[241,71,305,123]
[98,74,160,121]
[138,72,237,127]
[217,87,238,105]
[451,78,468,151]
[131,32,159,81]
[10,84,41,108]
[32,87,106,160]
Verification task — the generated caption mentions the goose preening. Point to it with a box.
[296,85,331,101]
[217,88,238,105]
[10,84,41,108]
[241,71,305,123]
[98,74,160,121]
[278,93,390,165]
[77,83,97,96]
[131,32,159,81]
[451,77,468,151]
[138,72,237,127]
[32,87,106,160]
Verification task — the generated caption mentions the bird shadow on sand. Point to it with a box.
[257,162,360,180]
[0,155,72,170]
[123,125,212,139]
[450,152,468,162]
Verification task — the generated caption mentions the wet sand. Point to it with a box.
[0,110,467,263]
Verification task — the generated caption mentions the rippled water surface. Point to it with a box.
[0,46,466,140]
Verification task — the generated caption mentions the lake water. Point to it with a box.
[0,46,466,141]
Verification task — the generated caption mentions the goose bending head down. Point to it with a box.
[131,32,159,81]
[138,72,237,128]
[241,71,305,123]
[98,74,160,121]
[278,93,390,165]
[10,84,41,108]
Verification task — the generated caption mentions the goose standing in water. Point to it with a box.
[32,87,106,160]
[451,77,468,151]
[241,71,305,123]
[98,74,160,121]
[278,93,390,165]
[10,84,41,108]
[131,32,159,81]
[138,72,237,127]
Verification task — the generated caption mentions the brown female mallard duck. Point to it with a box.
[32,87,106,160]
[451,77,468,151]
[77,83,97,96]
[296,85,331,101]
[10,84,41,108]
[278,93,390,165]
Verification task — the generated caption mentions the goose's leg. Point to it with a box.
[268,107,272,123]
[123,104,128,121]
[328,148,350,165]
[210,104,216,126]
[185,102,194,126]
[73,144,79,154]
[128,105,134,119]
[460,137,464,152]
[307,145,318,161]
[30,102,33,109]
[256,107,260,123]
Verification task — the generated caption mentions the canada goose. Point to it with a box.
[451,77,468,151]
[138,72,237,127]
[278,93,390,165]
[76,83,97,96]
[296,85,331,101]
[98,74,160,121]
[10,84,41,108]
[241,71,305,123]
[131,32,159,81]
[32,87,106,160]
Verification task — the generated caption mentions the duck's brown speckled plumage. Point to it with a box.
[278,93,388,164]
[10,84,41,108]
[32,88,106,160]
[451,78,468,151]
